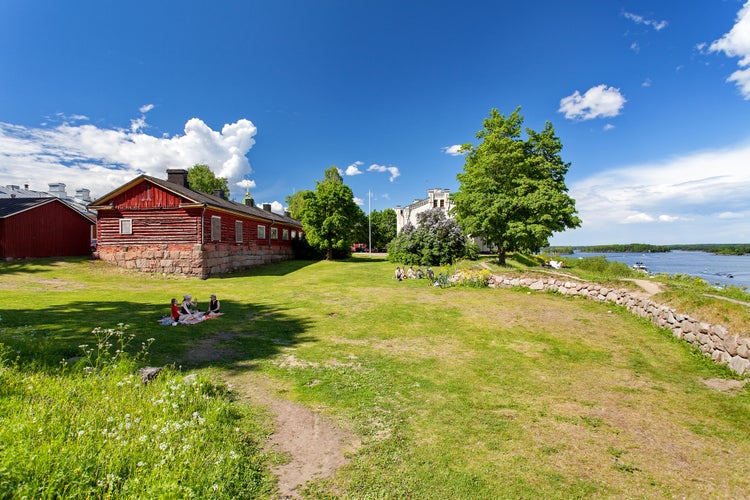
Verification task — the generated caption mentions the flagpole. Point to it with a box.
[368,189,372,253]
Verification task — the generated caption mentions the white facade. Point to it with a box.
[395,188,492,252]
[395,188,453,233]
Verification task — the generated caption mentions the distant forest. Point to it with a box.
[545,244,750,256]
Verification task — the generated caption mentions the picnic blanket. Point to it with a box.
[157,312,224,326]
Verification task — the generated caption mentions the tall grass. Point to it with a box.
[0,322,273,498]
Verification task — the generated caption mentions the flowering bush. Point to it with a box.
[388,209,470,266]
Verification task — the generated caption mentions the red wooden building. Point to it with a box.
[0,197,95,259]
[87,169,303,278]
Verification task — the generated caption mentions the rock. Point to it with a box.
[139,366,163,384]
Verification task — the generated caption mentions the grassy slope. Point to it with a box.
[1,256,749,498]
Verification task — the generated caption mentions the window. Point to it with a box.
[257,225,266,239]
[440,199,445,208]
[282,229,289,240]
[433,200,438,208]
[119,218,133,235]
[211,216,221,241]
[291,230,297,239]
[271,227,278,239]
[235,220,243,243]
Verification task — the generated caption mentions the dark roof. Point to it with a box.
[0,197,95,223]
[89,174,302,228]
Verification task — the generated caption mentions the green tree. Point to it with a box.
[285,190,315,220]
[302,166,361,260]
[387,208,468,266]
[452,107,581,265]
[187,164,230,196]
[370,208,397,251]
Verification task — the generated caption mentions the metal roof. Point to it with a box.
[0,197,95,223]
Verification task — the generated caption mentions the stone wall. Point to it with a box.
[488,275,750,376]
[96,243,294,278]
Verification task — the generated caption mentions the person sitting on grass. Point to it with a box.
[177,294,203,323]
[205,294,221,316]
[170,298,180,322]
[181,294,198,315]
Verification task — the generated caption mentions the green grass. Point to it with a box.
[1,255,750,498]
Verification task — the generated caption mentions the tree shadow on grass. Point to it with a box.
[212,259,319,278]
[0,256,92,276]
[0,299,313,371]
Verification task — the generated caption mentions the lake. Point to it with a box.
[564,251,750,290]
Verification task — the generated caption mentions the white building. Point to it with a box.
[395,188,453,233]
[395,188,492,252]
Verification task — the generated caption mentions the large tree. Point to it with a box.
[285,190,315,220]
[370,208,397,251]
[187,164,230,196]
[302,166,361,260]
[452,107,581,265]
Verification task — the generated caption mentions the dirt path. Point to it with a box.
[183,335,360,499]
[622,278,664,297]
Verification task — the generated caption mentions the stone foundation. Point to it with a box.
[95,243,294,278]
[489,275,750,376]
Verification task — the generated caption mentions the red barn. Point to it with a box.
[87,169,303,278]
[0,197,95,259]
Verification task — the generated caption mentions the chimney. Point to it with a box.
[24,184,29,190]
[212,189,225,199]
[166,168,189,188]
[284,210,291,218]
[48,183,67,198]
[75,188,91,202]
[262,203,272,212]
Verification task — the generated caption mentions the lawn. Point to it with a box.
[1,255,749,498]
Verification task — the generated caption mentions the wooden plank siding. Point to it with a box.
[0,200,93,258]
[96,208,201,246]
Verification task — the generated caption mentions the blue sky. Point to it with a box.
[1,0,749,246]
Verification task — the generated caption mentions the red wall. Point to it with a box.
[0,201,93,258]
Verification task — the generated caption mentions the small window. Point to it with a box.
[282,229,289,240]
[440,199,445,208]
[211,216,221,241]
[257,225,266,239]
[433,200,438,208]
[291,230,297,239]
[235,220,243,243]
[271,227,278,239]
[119,218,133,235]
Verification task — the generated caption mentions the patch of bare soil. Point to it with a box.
[701,377,749,392]
[622,278,664,297]
[183,335,360,499]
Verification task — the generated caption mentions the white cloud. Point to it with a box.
[345,161,363,176]
[642,78,652,87]
[553,141,750,245]
[658,214,679,222]
[709,0,750,99]
[719,211,744,219]
[0,111,257,199]
[623,11,668,31]
[367,163,400,182]
[353,196,364,206]
[442,145,465,156]
[603,124,615,131]
[139,104,155,114]
[559,85,627,120]
[236,179,256,189]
